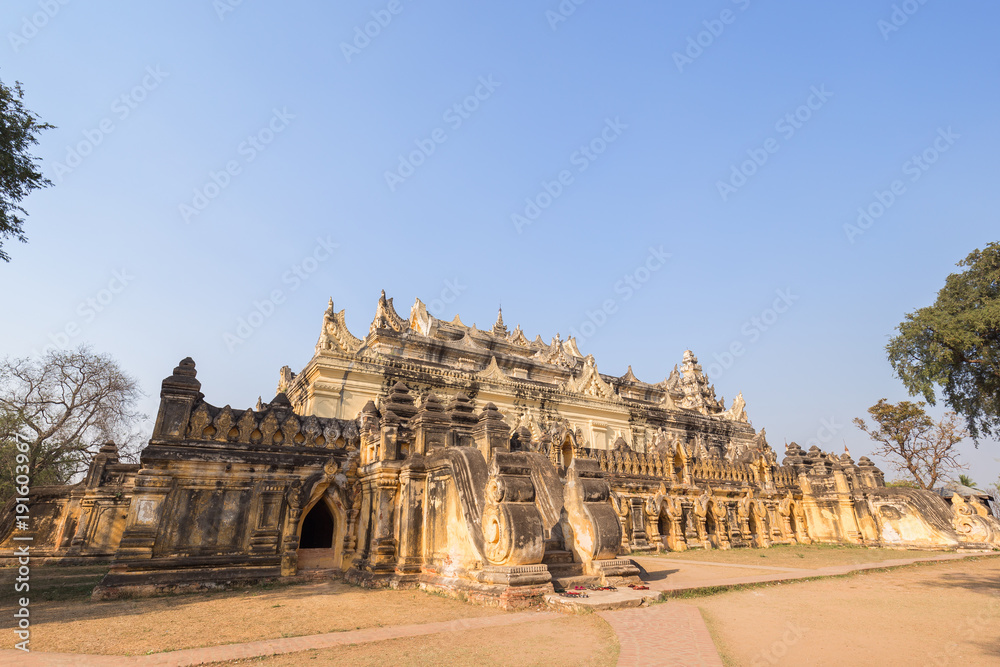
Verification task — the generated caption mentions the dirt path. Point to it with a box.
[691,557,1000,666]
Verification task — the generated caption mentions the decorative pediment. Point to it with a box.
[619,365,640,384]
[369,290,409,334]
[316,299,363,354]
[533,334,576,368]
[562,337,583,358]
[507,325,530,347]
[476,356,511,383]
[561,356,620,401]
[409,298,434,336]
[458,331,484,351]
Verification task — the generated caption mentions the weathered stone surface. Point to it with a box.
[4,293,998,607]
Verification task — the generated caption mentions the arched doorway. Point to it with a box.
[561,438,574,469]
[705,504,722,548]
[299,501,334,549]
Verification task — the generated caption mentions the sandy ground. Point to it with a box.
[208,614,618,666]
[5,549,998,664]
[645,543,952,569]
[11,581,503,655]
[634,559,784,586]
[691,557,1000,666]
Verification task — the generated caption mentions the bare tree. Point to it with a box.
[853,398,967,490]
[0,346,145,503]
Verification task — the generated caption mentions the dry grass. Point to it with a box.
[207,615,618,666]
[15,580,504,656]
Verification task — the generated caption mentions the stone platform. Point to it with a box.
[544,585,662,611]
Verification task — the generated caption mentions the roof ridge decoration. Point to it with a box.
[677,350,724,415]
[477,356,511,383]
[316,298,363,354]
[561,355,621,402]
[719,391,749,423]
[458,329,484,350]
[491,307,508,337]
[562,336,584,358]
[619,365,640,384]
[369,290,409,334]
[507,325,530,347]
[409,297,433,336]
[533,333,576,368]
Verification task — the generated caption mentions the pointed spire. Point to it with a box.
[491,305,508,337]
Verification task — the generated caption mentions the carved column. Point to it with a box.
[473,403,509,464]
[369,464,401,573]
[446,392,478,447]
[394,458,426,578]
[412,394,449,456]
[629,497,650,550]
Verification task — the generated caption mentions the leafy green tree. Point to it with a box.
[887,242,1000,441]
[0,75,53,262]
[958,474,977,488]
[0,346,144,504]
[853,399,967,490]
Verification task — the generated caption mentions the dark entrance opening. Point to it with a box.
[561,440,573,468]
[299,501,334,549]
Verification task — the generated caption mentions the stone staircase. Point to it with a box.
[542,540,597,590]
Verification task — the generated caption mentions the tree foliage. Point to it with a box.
[887,242,1000,441]
[0,346,144,504]
[0,75,53,262]
[853,398,967,490]
[957,474,977,488]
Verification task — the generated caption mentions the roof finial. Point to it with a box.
[491,304,508,337]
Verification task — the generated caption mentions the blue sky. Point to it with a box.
[3,1,999,486]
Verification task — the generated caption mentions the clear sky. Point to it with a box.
[2,1,998,486]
